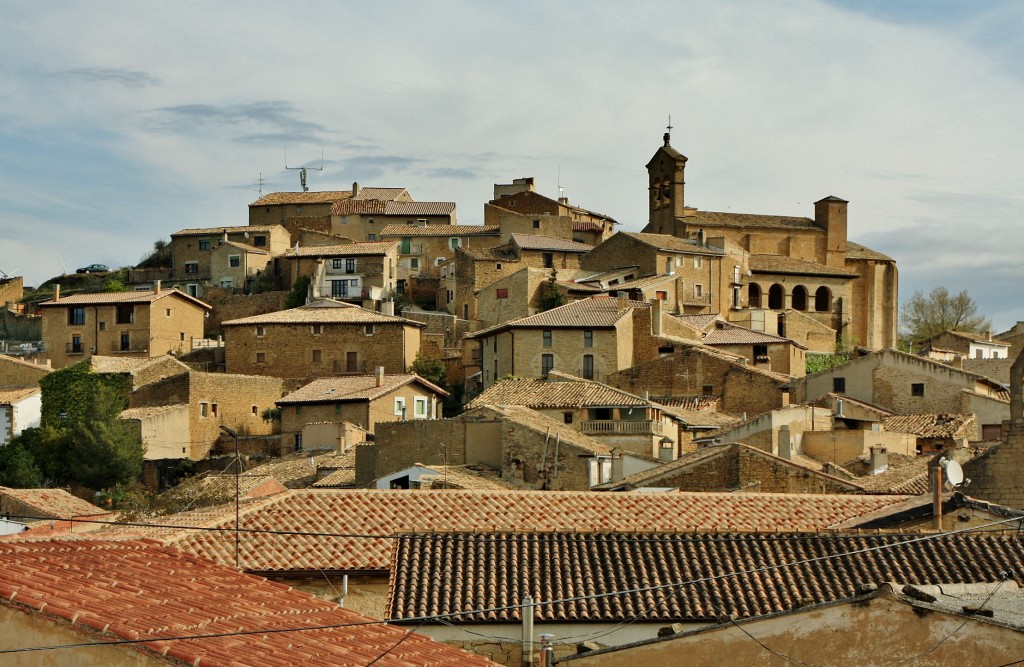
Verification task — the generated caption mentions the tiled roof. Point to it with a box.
[470,404,610,455]
[310,450,359,489]
[38,289,212,311]
[938,330,1011,345]
[353,187,408,201]
[619,232,724,255]
[883,413,977,438]
[835,452,933,495]
[171,224,282,237]
[222,299,420,326]
[653,395,722,411]
[0,386,39,405]
[156,473,287,512]
[0,354,51,374]
[702,321,805,347]
[467,376,650,409]
[573,221,605,232]
[846,241,895,262]
[416,464,519,490]
[89,355,190,376]
[220,239,269,254]
[654,403,738,429]
[0,486,108,519]
[120,403,187,420]
[387,531,1024,623]
[458,246,521,262]
[247,450,348,489]
[331,199,454,217]
[748,254,859,278]
[250,191,354,206]
[470,296,644,336]
[277,374,448,405]
[103,490,912,573]
[667,313,722,331]
[574,266,640,282]
[570,273,675,294]
[0,538,495,666]
[688,209,821,231]
[380,224,499,237]
[510,233,593,252]
[284,241,399,257]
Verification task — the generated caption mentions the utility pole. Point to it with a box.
[220,425,241,569]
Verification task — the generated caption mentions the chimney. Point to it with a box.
[868,446,889,475]
[381,298,395,316]
[374,366,385,387]
[778,425,792,460]
[610,449,624,482]
[616,296,629,311]
[650,297,663,337]
[154,280,161,294]
[53,284,60,302]
[658,438,675,463]
[352,182,360,197]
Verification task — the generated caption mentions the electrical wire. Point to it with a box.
[365,624,421,666]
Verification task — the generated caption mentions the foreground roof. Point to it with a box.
[467,375,650,409]
[102,490,914,573]
[388,531,1024,623]
[0,538,494,666]
[0,487,107,519]
[0,386,39,405]
[883,413,977,438]
[222,299,420,326]
[277,374,449,404]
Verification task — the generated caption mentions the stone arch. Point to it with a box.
[768,284,784,310]
[792,285,808,311]
[815,286,832,312]
[748,283,762,308]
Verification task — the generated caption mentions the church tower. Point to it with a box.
[646,130,687,235]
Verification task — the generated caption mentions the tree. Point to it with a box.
[411,350,447,388]
[285,276,311,309]
[537,268,566,312]
[66,385,145,490]
[0,441,44,487]
[901,287,991,350]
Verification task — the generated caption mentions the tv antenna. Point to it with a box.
[255,172,265,197]
[0,267,20,280]
[557,166,564,200]
[285,147,324,192]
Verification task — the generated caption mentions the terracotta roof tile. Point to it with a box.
[89,355,190,376]
[0,487,108,519]
[379,224,499,237]
[0,538,495,666]
[689,209,821,231]
[619,232,724,255]
[469,404,610,455]
[222,299,420,326]
[883,413,977,438]
[246,450,347,489]
[0,354,51,375]
[0,386,39,405]
[387,531,1024,623]
[284,241,399,257]
[846,241,894,262]
[467,376,649,409]
[104,490,914,573]
[470,296,645,336]
[277,374,448,404]
[701,321,804,347]
[37,289,212,310]
[353,187,408,201]
[172,225,282,237]
[748,254,859,278]
[510,233,593,252]
[251,191,355,206]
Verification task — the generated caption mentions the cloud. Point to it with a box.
[51,67,159,88]
[142,101,325,139]
[423,167,477,180]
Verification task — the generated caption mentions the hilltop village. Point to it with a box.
[2,134,1024,666]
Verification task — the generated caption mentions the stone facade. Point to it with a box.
[0,276,23,307]
[170,225,289,283]
[284,244,399,305]
[0,354,50,387]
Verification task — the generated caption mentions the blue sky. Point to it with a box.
[1,1,1022,331]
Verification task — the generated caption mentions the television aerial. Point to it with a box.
[939,457,966,491]
[0,267,20,280]
[285,147,324,192]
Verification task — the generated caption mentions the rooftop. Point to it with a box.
[171,224,283,237]
[883,413,977,438]
[0,486,108,519]
[701,320,806,348]
[510,233,593,253]
[846,241,895,262]
[467,375,650,409]
[379,224,500,237]
[688,209,821,231]
[277,374,448,405]
[470,296,645,336]
[0,386,39,405]
[250,190,355,206]
[618,232,724,256]
[283,241,399,257]
[222,299,420,327]
[38,289,212,310]
[748,254,859,278]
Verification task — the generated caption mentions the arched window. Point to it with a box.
[815,286,831,312]
[768,284,784,310]
[792,285,808,311]
[748,283,762,308]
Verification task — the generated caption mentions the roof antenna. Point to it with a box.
[665,114,673,146]
[557,166,564,201]
[285,147,324,192]
[255,172,265,198]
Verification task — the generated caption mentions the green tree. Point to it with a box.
[285,276,311,309]
[537,268,566,312]
[66,385,145,490]
[411,350,447,387]
[901,287,991,351]
[0,441,44,487]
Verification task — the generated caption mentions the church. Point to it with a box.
[642,132,898,351]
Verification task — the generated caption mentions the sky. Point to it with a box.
[2,1,1022,331]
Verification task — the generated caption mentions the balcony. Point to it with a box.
[683,293,712,306]
[66,343,85,355]
[580,420,662,436]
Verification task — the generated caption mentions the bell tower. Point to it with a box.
[646,124,687,235]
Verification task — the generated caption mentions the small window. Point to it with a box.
[496,288,509,299]
[346,351,358,373]
[294,434,302,451]
[253,235,267,247]
[694,284,703,298]
[365,324,375,336]
[220,278,233,288]
[833,377,846,393]
[694,256,703,269]
[251,405,258,415]
[211,403,218,417]
[912,383,925,397]
[120,333,130,351]
[582,354,594,380]
[541,353,554,378]
[312,324,323,335]
[312,349,322,363]
[255,325,266,337]
[99,321,106,331]
[410,258,420,270]
[449,238,460,250]
[414,396,428,418]
[656,291,667,300]
[496,263,502,270]
[332,259,344,269]
[753,344,768,360]
[229,255,241,268]
[584,330,593,347]
[199,239,211,251]
[435,257,445,267]
[368,233,377,241]
[563,411,573,424]
[394,397,407,416]
[543,253,554,268]
[166,308,171,317]
[658,346,674,357]
[345,258,356,274]
[295,405,302,415]
[335,403,341,415]
[200,402,209,417]
[532,219,540,229]
[256,352,266,364]
[185,262,199,274]
[543,330,552,347]
[702,385,714,397]
[179,332,185,341]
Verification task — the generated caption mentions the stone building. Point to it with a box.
[642,132,898,350]
[169,225,289,295]
[379,224,501,283]
[222,299,423,380]
[282,241,399,306]
[329,185,456,241]
[485,177,617,244]
[248,190,356,240]
[0,354,50,388]
[925,330,1010,360]
[38,285,211,369]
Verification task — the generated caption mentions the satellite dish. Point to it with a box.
[941,458,964,490]
[244,231,250,239]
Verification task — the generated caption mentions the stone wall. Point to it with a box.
[204,289,290,334]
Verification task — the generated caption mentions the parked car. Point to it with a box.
[76,264,110,274]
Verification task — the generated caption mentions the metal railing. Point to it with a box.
[580,420,662,435]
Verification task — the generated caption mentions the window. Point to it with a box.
[68,307,86,325]
[256,352,266,363]
[346,351,358,373]
[584,330,593,347]
[833,377,846,393]
[294,434,302,451]
[200,402,209,417]
[912,383,925,397]
[582,354,594,380]
[400,237,412,254]
[434,257,445,267]
[656,291,667,300]
[364,324,375,336]
[694,256,703,268]
[658,346,674,357]
[99,321,106,331]
[543,253,554,268]
[335,403,341,415]
[464,304,469,320]
[702,384,714,397]
[211,403,218,417]
[166,308,171,317]
[541,353,554,377]
[792,285,808,311]
[768,284,784,310]
[229,255,241,268]
[70,335,83,354]
[120,333,130,351]
[179,332,185,341]
[532,220,541,229]
[563,411,573,424]
[410,258,420,270]
[187,284,199,297]
[332,259,344,269]
[449,238,460,250]
[185,262,199,274]
[255,325,266,337]
[496,263,502,270]
[251,405,258,416]
[753,344,768,360]
[394,397,407,416]
[543,330,552,347]
[331,280,349,298]
[220,278,233,288]
[295,405,302,415]
[311,324,323,335]
[414,397,428,418]
[748,284,762,308]
[199,239,211,251]
[496,288,509,299]
[694,284,703,298]
[345,258,356,274]
[253,235,267,247]
[312,349,322,363]
[368,233,377,241]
